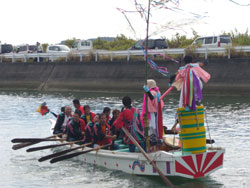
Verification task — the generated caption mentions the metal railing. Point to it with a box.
[1,46,250,62]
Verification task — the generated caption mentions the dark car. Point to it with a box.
[0,44,13,54]
[130,39,168,50]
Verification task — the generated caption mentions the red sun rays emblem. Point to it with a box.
[175,151,224,178]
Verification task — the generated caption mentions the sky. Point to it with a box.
[0,0,250,45]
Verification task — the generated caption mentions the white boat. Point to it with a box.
[49,118,225,179]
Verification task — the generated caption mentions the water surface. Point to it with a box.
[1,91,250,188]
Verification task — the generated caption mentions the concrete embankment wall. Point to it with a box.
[0,58,249,95]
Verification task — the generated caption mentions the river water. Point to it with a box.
[0,91,250,188]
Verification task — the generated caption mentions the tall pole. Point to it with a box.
[144,0,151,151]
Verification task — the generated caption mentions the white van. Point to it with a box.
[46,45,70,53]
[46,45,70,61]
[192,35,232,47]
[71,39,93,52]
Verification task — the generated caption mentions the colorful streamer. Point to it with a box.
[181,65,203,110]
[138,42,169,76]
[36,102,49,116]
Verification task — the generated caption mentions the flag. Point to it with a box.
[36,102,49,116]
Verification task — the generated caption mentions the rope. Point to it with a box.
[204,107,213,148]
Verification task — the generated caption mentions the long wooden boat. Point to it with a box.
[49,116,225,179]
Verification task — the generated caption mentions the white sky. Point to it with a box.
[0,0,249,45]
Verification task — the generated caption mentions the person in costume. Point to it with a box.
[168,55,210,132]
[173,55,210,110]
[114,96,145,152]
[142,79,164,150]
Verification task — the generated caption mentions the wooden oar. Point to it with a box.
[12,134,63,150]
[121,127,175,188]
[26,140,82,152]
[50,143,112,164]
[11,138,65,143]
[38,142,91,162]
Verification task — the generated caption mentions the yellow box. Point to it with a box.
[177,106,206,154]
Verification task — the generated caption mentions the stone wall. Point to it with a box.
[0,58,249,94]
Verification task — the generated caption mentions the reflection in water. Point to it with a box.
[0,91,250,188]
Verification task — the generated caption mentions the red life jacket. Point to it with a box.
[94,123,111,146]
[106,115,111,124]
[78,105,85,115]
[79,119,86,132]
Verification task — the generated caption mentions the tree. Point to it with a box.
[227,29,250,46]
[64,38,77,48]
[93,34,135,50]
[42,43,48,52]
[93,38,110,50]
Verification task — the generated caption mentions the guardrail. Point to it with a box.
[1,46,250,62]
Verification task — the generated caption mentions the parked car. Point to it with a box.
[71,39,93,52]
[16,44,38,54]
[0,44,13,54]
[192,35,232,47]
[130,39,168,50]
[46,45,70,53]
[46,45,70,61]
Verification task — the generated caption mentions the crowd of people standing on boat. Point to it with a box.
[50,55,211,153]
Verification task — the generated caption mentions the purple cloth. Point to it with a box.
[190,71,203,110]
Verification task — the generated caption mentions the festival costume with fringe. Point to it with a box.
[141,87,164,146]
[175,63,211,110]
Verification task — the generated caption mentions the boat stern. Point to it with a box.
[173,148,225,179]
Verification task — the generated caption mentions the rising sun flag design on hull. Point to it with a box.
[175,150,224,179]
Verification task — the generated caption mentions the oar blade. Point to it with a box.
[12,138,43,143]
[38,143,91,162]
[11,134,61,150]
[12,142,41,150]
[50,144,111,164]
[38,147,77,162]
[12,138,63,143]
[50,151,85,163]
[27,141,81,152]
[27,144,64,152]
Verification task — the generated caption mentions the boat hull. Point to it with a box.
[49,119,225,179]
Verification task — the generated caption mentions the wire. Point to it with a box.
[228,0,250,6]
